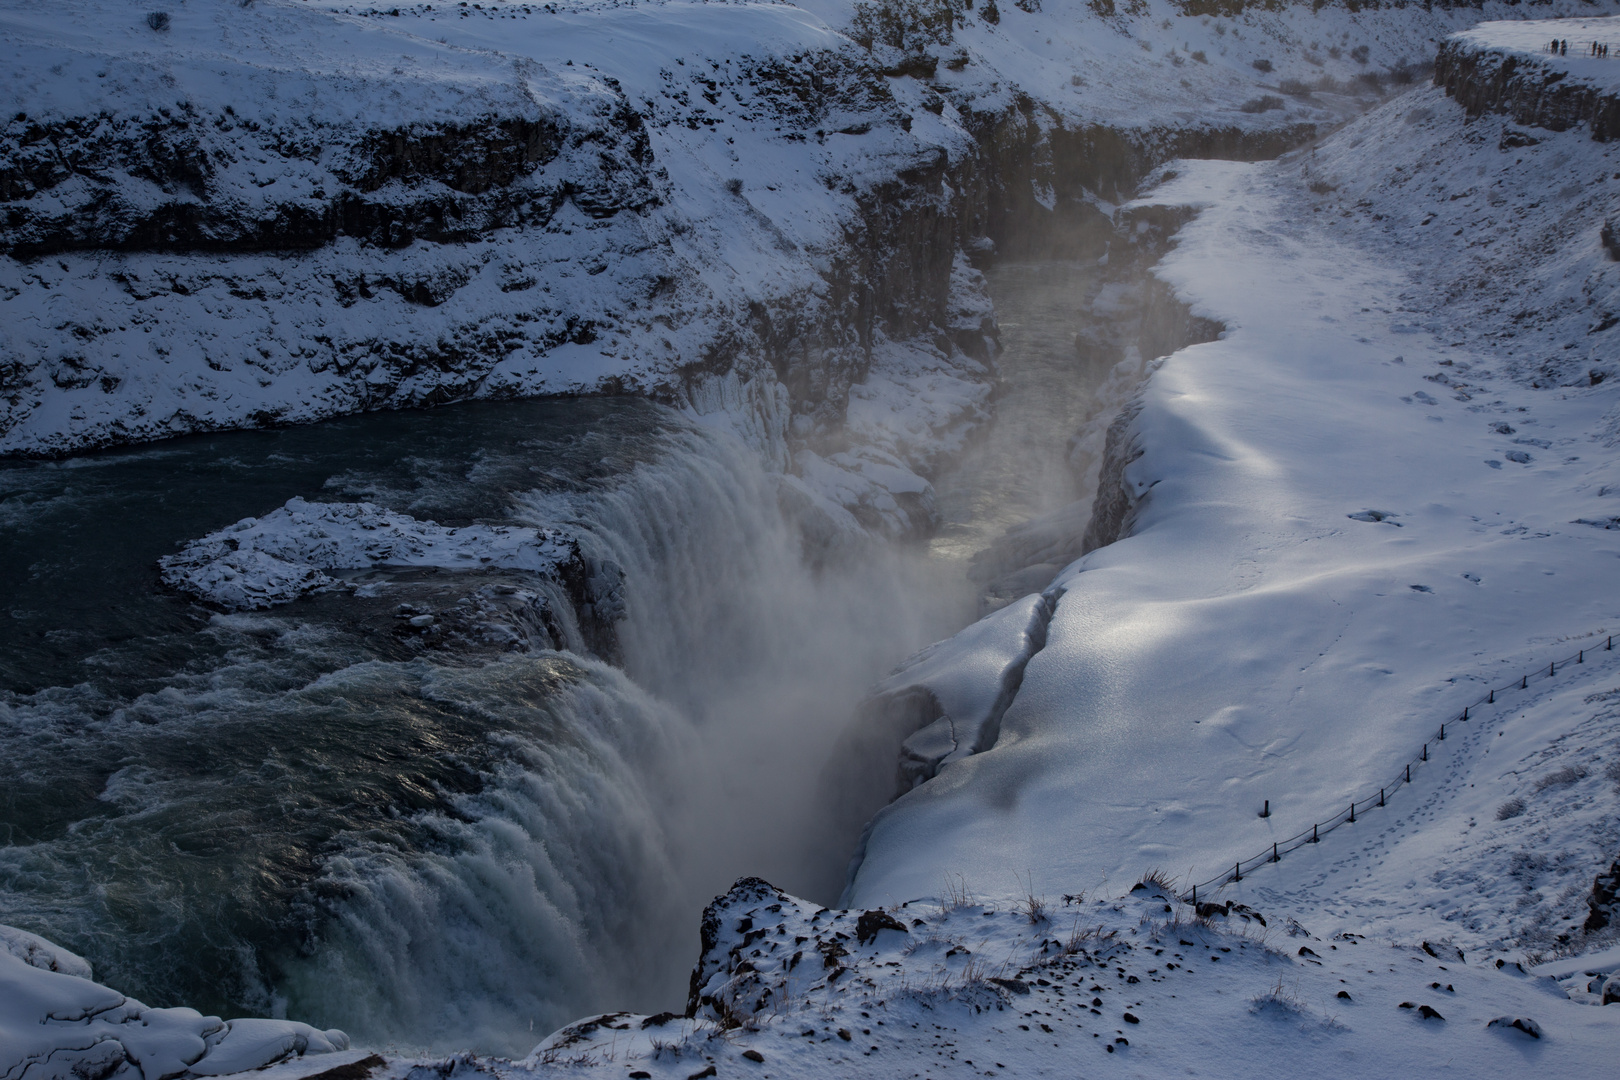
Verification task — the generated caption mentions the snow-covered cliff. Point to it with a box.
[1,0,1527,511]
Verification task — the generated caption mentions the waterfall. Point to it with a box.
[263,418,972,1052]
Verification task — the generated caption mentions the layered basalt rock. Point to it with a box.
[1434,38,1620,140]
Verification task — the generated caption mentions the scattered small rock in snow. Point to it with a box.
[1421,941,1465,963]
[1486,1016,1541,1038]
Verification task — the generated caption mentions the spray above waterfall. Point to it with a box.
[0,256,1139,1055]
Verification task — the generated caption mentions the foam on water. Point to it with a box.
[1,263,1121,1056]
[0,402,971,1055]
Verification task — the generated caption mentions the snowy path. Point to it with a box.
[1183,635,1620,897]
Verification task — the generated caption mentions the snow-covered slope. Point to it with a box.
[497,875,1618,1078]
[848,19,1620,936]
[468,17,1620,1074]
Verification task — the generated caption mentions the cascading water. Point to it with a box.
[267,422,975,1052]
[0,259,1131,1057]
[0,396,971,1055]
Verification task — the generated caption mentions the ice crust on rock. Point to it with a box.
[0,929,348,1080]
[880,591,1054,789]
[159,497,581,610]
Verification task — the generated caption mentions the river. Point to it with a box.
[0,259,1121,1054]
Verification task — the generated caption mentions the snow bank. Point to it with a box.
[1,927,350,1080]
[159,496,581,610]
[877,591,1053,790]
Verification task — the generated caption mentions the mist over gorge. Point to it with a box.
[5,2,1620,1078]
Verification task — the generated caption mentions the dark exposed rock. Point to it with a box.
[686,877,788,1019]
[1078,398,1148,555]
[0,107,629,257]
[1486,1016,1541,1038]
[855,908,908,944]
[1584,857,1619,931]
[1421,940,1464,963]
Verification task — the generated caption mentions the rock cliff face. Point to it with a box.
[956,103,1316,260]
[0,0,1319,471]
[1434,37,1620,139]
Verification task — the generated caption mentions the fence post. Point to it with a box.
[1439,723,1446,741]
[1405,764,1410,783]
[1234,862,1241,883]
[1273,842,1279,863]
[1191,884,1196,904]
[1521,675,1527,689]
[1609,636,1613,651]
[1422,743,1428,762]
[1488,689,1494,704]
[1260,799,1270,818]
[1379,787,1385,807]
[1309,824,1319,843]
[1348,802,1356,823]
[1579,650,1584,664]
[1550,662,1556,676]
[1462,706,1469,721]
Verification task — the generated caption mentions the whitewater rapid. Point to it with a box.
[0,259,1123,1055]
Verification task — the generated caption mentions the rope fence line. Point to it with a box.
[1181,633,1617,905]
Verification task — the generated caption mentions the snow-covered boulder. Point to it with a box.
[158,497,582,611]
[0,925,348,1080]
